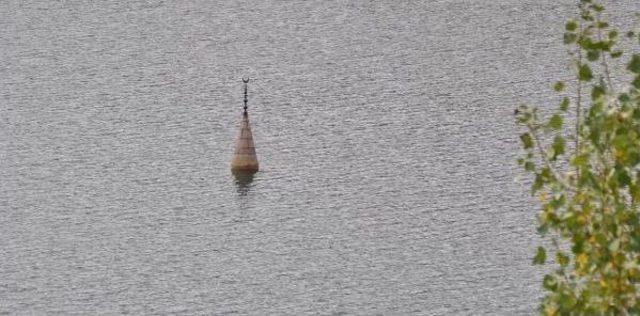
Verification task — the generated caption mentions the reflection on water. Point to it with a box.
[233,172,255,195]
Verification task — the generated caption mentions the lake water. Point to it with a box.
[2,1,639,314]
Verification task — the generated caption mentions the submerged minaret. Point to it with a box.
[231,78,259,174]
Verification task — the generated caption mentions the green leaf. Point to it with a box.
[550,193,566,209]
[628,150,640,165]
[578,64,593,81]
[628,54,640,74]
[542,274,558,291]
[564,33,577,44]
[608,30,618,39]
[566,20,578,31]
[540,167,551,180]
[571,154,588,168]
[632,184,640,203]
[543,274,556,291]
[553,81,565,92]
[559,97,570,111]
[558,294,576,311]
[556,251,569,267]
[619,93,630,103]
[520,133,534,149]
[580,37,596,50]
[587,50,600,61]
[595,233,607,247]
[514,105,533,124]
[552,135,566,157]
[591,85,605,100]
[572,239,584,254]
[611,50,623,58]
[549,114,563,130]
[614,134,629,150]
[532,174,543,194]
[633,76,640,89]
[524,161,535,172]
[618,169,631,187]
[537,224,549,235]
[534,246,546,265]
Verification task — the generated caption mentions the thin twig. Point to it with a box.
[575,21,583,177]
[596,12,615,93]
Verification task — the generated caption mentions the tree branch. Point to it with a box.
[528,124,576,191]
[596,12,616,94]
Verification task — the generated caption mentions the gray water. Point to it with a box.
[2,1,639,315]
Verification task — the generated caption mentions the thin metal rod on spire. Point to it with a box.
[242,77,249,115]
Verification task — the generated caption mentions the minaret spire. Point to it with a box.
[231,77,259,174]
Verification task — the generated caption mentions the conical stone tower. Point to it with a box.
[231,78,259,174]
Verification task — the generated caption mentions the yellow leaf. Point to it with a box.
[577,215,587,225]
[577,253,588,267]
[544,304,558,316]
[614,148,623,159]
[539,192,548,202]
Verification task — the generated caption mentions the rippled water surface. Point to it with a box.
[2,1,640,314]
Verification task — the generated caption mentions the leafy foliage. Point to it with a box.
[515,1,640,314]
